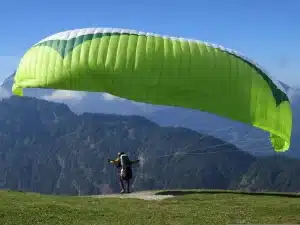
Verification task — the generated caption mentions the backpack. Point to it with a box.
[120,154,131,168]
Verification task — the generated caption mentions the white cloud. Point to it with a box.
[101,93,125,101]
[288,88,300,104]
[42,90,86,102]
[0,87,11,99]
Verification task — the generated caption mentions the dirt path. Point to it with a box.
[91,191,174,201]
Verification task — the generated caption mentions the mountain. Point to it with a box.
[234,155,300,192]
[145,107,270,153]
[1,72,299,158]
[1,96,300,195]
[0,96,253,194]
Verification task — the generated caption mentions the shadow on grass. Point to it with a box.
[155,189,300,198]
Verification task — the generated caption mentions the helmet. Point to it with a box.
[118,152,125,157]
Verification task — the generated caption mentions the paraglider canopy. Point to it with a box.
[12,28,292,152]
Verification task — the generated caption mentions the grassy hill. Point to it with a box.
[1,189,300,225]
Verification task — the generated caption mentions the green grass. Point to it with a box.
[1,189,300,225]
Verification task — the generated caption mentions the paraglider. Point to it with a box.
[12,27,292,152]
[108,152,140,193]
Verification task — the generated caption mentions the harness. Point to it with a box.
[120,154,131,169]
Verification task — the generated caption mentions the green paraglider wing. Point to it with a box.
[12,28,292,152]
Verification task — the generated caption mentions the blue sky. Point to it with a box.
[0,0,299,86]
